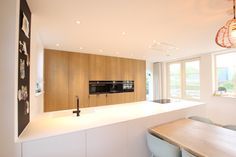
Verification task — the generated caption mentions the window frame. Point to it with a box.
[167,58,200,100]
[214,51,236,97]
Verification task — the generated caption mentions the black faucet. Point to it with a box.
[73,96,80,116]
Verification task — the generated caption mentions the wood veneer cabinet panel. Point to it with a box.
[120,58,134,80]
[106,57,121,80]
[44,49,146,111]
[44,49,69,112]
[134,60,146,101]
[123,92,135,103]
[106,93,124,105]
[68,53,89,109]
[89,94,107,107]
[89,55,107,80]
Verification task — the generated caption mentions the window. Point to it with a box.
[215,52,236,96]
[184,60,200,99]
[168,59,200,99]
[169,63,181,98]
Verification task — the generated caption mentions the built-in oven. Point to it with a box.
[89,81,108,94]
[122,80,134,92]
[107,81,123,93]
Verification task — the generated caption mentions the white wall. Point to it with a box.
[200,54,236,125]
[30,14,44,119]
[0,0,21,156]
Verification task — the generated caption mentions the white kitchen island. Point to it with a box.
[19,100,205,157]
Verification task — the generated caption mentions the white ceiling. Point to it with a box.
[27,0,232,62]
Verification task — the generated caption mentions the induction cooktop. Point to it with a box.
[152,99,171,104]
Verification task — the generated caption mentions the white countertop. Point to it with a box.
[18,100,204,143]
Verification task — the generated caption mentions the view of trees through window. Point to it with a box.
[168,59,200,99]
[185,61,200,99]
[169,63,181,98]
[216,52,236,96]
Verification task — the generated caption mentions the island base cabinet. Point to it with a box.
[22,131,86,157]
[86,123,127,157]
[21,104,205,157]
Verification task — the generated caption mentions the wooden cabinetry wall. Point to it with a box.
[44,49,146,112]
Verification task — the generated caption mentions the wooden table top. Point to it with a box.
[149,119,236,157]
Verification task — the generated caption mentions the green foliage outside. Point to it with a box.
[219,74,236,93]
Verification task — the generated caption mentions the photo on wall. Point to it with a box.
[21,13,30,38]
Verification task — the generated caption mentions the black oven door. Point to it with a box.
[107,81,123,93]
[89,81,107,94]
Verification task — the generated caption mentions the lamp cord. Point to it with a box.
[234,0,236,19]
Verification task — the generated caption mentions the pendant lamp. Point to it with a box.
[215,0,236,48]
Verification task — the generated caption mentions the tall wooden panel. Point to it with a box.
[134,60,146,101]
[89,55,107,80]
[44,50,69,112]
[68,53,89,109]
[106,57,121,80]
[120,58,134,80]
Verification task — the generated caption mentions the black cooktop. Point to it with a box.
[152,99,171,104]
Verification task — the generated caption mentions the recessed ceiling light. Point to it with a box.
[153,40,156,43]
[99,49,103,52]
[122,32,126,35]
[79,47,83,50]
[76,20,81,24]
[56,43,60,47]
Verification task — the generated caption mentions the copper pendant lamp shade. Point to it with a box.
[215,0,236,48]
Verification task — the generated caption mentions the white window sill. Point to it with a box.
[213,94,236,99]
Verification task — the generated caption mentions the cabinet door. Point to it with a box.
[89,55,106,80]
[68,53,89,109]
[89,94,107,107]
[106,57,121,80]
[123,92,135,103]
[121,58,134,80]
[44,49,69,112]
[87,123,127,157]
[106,93,124,105]
[22,131,86,157]
[134,60,146,101]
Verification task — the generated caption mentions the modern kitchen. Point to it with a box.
[1,0,236,157]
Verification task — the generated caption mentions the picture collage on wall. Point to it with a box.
[18,0,31,136]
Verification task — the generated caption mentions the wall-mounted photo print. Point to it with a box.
[24,101,30,115]
[19,41,28,55]
[20,59,25,79]
[18,85,28,101]
[26,55,30,66]
[21,13,29,38]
